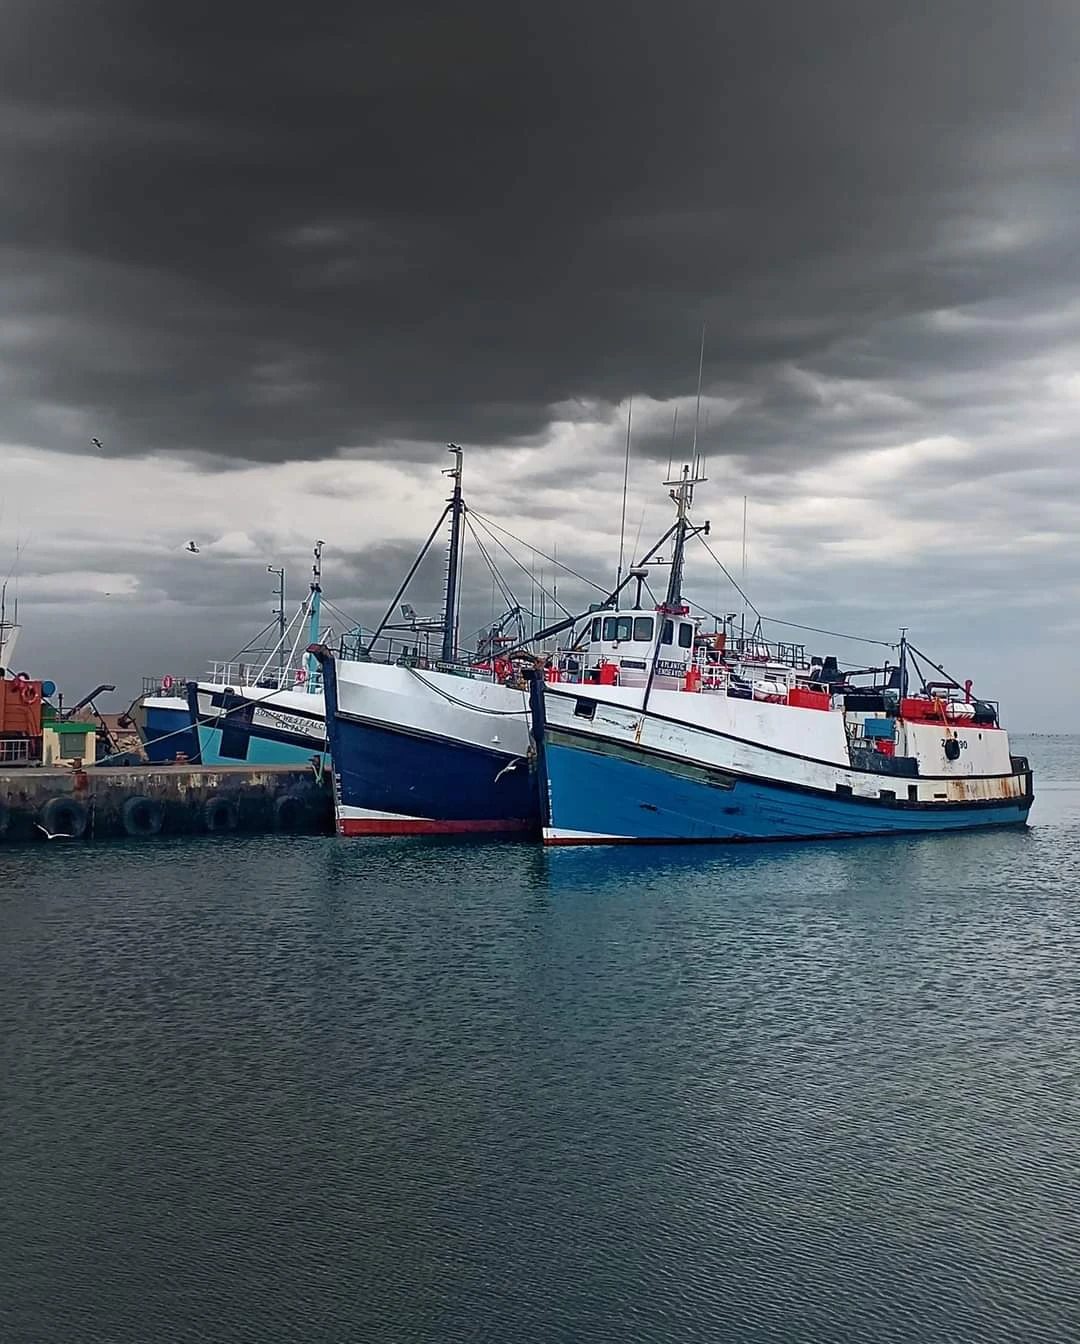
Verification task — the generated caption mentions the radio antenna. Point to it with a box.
[616,398,632,590]
[691,321,706,475]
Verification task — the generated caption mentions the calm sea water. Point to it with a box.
[1,736,1078,1343]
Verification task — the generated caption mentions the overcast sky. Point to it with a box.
[3,2,1080,729]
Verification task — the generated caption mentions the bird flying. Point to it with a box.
[185,541,200,553]
[36,824,72,840]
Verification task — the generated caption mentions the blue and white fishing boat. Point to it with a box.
[314,445,702,837]
[313,448,539,835]
[527,466,1034,845]
[317,654,535,835]
[136,676,201,763]
[186,542,330,768]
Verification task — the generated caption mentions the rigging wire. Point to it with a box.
[693,529,760,618]
[464,514,525,617]
[226,618,279,662]
[684,588,895,654]
[687,530,896,650]
[666,406,678,480]
[466,509,607,595]
[468,512,576,620]
[96,677,323,767]
[405,666,530,716]
[320,597,365,631]
[753,615,897,650]
[617,398,632,588]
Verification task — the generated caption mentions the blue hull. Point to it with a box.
[194,722,328,769]
[186,684,327,769]
[330,715,537,834]
[142,704,199,764]
[319,653,536,835]
[539,732,1033,845]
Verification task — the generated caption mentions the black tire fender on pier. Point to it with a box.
[122,795,164,838]
[203,795,239,833]
[274,791,308,832]
[39,796,88,840]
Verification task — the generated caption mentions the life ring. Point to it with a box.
[274,791,307,832]
[294,667,307,685]
[38,796,88,840]
[203,795,239,833]
[161,674,174,692]
[20,682,40,705]
[122,795,164,837]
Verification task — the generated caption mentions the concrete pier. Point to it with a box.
[0,763,332,843]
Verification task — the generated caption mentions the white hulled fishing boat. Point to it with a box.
[527,466,1034,845]
[186,542,330,768]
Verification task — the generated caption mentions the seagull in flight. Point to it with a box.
[36,823,72,841]
[91,437,103,451]
[185,540,200,554]
[493,758,524,784]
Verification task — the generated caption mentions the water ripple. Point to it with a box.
[1,736,1078,1342]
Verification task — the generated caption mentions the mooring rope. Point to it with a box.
[405,665,531,716]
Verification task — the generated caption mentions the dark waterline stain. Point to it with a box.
[1,736,1078,1343]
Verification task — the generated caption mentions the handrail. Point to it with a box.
[142,674,189,697]
[200,661,323,692]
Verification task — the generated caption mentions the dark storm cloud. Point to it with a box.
[4,1,1080,465]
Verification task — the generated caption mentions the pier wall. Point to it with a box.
[0,763,332,843]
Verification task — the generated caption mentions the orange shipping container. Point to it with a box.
[0,678,43,737]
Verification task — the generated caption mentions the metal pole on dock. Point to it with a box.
[268,565,286,684]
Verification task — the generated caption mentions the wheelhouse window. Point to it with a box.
[678,622,693,649]
[602,616,634,641]
[591,617,602,641]
[632,616,654,642]
[661,619,674,645]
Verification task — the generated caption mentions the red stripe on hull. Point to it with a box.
[338,816,533,837]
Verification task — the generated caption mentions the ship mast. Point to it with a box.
[304,540,324,691]
[640,462,709,715]
[663,464,697,609]
[441,444,464,663]
[664,321,708,612]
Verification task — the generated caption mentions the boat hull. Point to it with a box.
[139,696,200,764]
[318,654,536,836]
[187,683,328,768]
[540,731,1032,843]
[532,681,1033,845]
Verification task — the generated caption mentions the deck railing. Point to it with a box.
[0,737,35,765]
[200,661,323,693]
[142,674,189,697]
[336,633,498,681]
